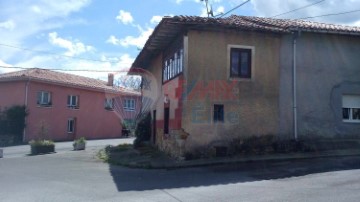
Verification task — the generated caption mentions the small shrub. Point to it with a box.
[29,139,55,155]
[134,113,151,148]
[73,137,86,150]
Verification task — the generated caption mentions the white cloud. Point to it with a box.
[176,0,184,4]
[106,27,154,48]
[0,0,91,63]
[48,32,94,56]
[116,10,134,25]
[215,6,225,15]
[0,60,15,74]
[150,16,163,24]
[0,20,16,30]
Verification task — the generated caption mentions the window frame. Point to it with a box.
[123,99,135,111]
[213,104,224,123]
[342,95,360,123]
[227,44,255,81]
[67,118,76,133]
[67,95,79,109]
[162,48,184,83]
[104,98,114,110]
[37,91,52,107]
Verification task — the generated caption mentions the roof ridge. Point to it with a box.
[0,68,140,94]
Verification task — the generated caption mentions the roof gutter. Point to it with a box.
[288,28,360,36]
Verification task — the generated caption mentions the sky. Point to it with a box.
[0,0,360,80]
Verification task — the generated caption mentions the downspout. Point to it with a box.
[292,30,300,141]
[23,79,30,142]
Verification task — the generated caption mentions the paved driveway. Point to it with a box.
[1,143,360,202]
[1,138,134,158]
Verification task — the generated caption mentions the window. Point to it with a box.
[213,104,224,122]
[37,91,52,106]
[67,118,76,133]
[104,98,114,110]
[124,99,135,111]
[342,95,360,123]
[67,95,79,109]
[228,45,254,79]
[163,48,184,82]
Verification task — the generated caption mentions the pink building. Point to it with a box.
[0,68,140,142]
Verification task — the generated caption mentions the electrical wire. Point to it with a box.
[218,0,250,18]
[271,0,326,18]
[297,9,360,20]
[0,43,129,64]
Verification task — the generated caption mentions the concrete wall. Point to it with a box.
[279,32,360,138]
[182,30,281,150]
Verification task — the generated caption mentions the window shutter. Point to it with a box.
[342,95,360,108]
[37,92,42,104]
[76,96,79,107]
[67,95,71,106]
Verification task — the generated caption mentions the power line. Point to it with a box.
[271,0,326,18]
[218,0,250,18]
[0,43,129,64]
[0,65,128,73]
[297,9,360,20]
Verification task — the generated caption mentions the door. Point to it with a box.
[164,107,169,134]
[153,110,156,144]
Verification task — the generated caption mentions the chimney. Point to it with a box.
[107,73,114,86]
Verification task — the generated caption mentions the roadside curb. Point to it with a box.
[115,149,360,169]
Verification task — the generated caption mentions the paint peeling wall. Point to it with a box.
[182,30,281,151]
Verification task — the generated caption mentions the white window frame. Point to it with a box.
[37,91,51,106]
[124,99,135,111]
[104,98,114,110]
[227,44,255,81]
[163,48,184,82]
[67,95,79,109]
[67,118,75,133]
[342,95,360,123]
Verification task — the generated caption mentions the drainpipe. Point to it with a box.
[23,79,30,142]
[292,31,300,141]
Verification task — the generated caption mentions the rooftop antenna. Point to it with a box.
[201,0,214,17]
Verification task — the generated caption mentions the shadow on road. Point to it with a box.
[108,156,360,191]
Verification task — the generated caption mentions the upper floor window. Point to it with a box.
[342,95,360,123]
[124,99,135,111]
[67,95,79,109]
[163,48,184,82]
[104,98,114,110]
[228,45,254,80]
[37,91,52,107]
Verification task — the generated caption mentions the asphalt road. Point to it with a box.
[0,142,360,202]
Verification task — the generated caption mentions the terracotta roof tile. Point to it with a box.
[170,15,360,34]
[0,68,140,95]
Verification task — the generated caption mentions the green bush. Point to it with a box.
[0,105,28,144]
[29,140,55,155]
[134,113,151,148]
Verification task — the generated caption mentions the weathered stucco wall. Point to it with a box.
[182,30,281,151]
[279,32,360,138]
